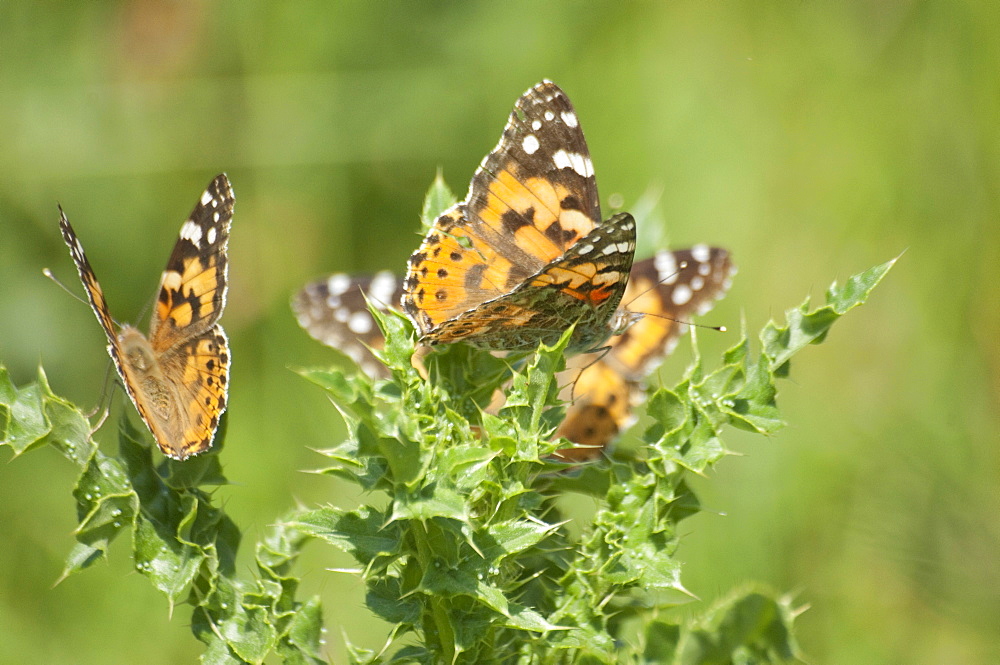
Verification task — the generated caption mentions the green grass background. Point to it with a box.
[1,2,997,662]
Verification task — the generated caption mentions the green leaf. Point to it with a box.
[65,453,138,574]
[681,588,803,664]
[279,596,326,664]
[0,367,48,454]
[293,506,400,565]
[390,484,470,524]
[762,255,899,372]
[477,519,559,561]
[420,170,457,230]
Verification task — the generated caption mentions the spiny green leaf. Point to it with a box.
[420,170,457,230]
[390,484,470,524]
[367,576,422,625]
[680,588,803,664]
[370,306,419,378]
[66,453,137,573]
[477,519,560,560]
[293,506,400,564]
[279,596,326,664]
[762,255,899,371]
[0,367,47,454]
[0,367,90,457]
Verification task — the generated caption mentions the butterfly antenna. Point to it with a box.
[42,268,127,329]
[641,311,726,333]
[621,260,727,333]
[42,268,89,306]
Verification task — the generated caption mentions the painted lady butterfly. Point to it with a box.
[59,174,234,460]
[294,246,734,458]
[401,80,638,353]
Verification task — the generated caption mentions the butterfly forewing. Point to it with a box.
[149,173,234,352]
[58,209,122,359]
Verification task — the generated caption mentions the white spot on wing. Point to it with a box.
[544,110,555,121]
[206,226,217,245]
[561,111,578,128]
[691,244,711,263]
[577,244,595,255]
[180,221,202,248]
[200,190,213,206]
[522,134,540,155]
[691,276,705,291]
[368,271,397,307]
[672,284,693,305]
[531,120,542,131]
[348,311,373,334]
[654,251,677,281]
[326,274,352,296]
[552,149,594,177]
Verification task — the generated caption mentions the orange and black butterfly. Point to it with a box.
[59,174,234,460]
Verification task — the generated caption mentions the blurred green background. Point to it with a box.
[1,2,997,662]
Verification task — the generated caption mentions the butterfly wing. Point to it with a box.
[293,271,403,378]
[419,212,636,351]
[148,173,234,351]
[58,207,129,377]
[402,80,604,339]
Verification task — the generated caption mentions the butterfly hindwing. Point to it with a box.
[293,271,403,378]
